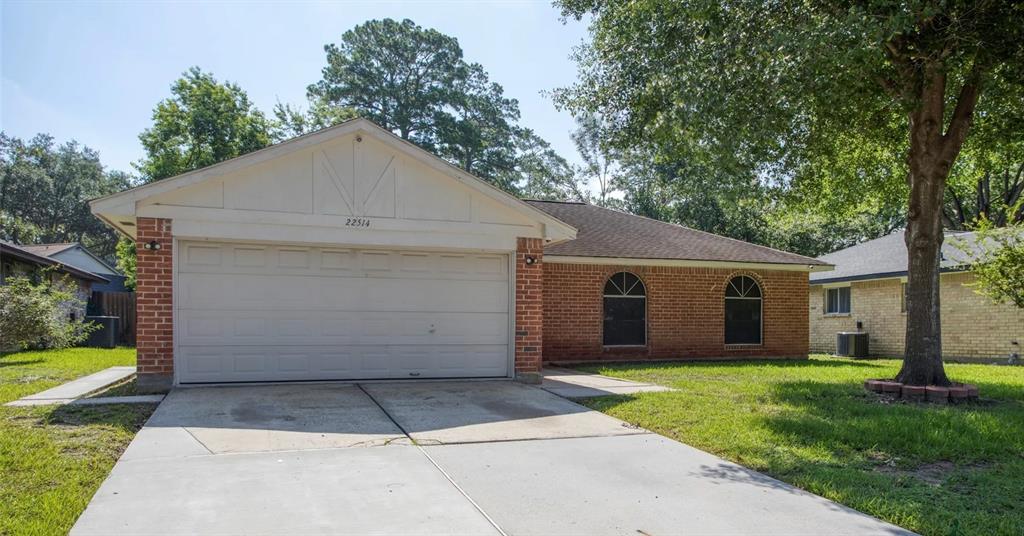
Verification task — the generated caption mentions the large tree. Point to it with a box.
[556,0,1024,385]
[308,18,580,196]
[0,133,130,259]
[120,68,275,285]
[137,67,273,182]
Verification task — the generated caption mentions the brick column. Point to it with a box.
[135,217,174,392]
[514,237,544,383]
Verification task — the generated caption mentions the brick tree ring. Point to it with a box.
[864,379,979,404]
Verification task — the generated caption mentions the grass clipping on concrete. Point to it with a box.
[1,347,154,536]
[576,355,1024,536]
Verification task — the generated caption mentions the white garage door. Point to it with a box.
[176,241,511,383]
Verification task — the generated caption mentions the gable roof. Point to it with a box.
[525,200,829,269]
[1,240,109,283]
[90,118,575,243]
[810,230,981,284]
[20,243,78,256]
[21,242,121,276]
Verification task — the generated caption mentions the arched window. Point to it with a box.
[725,275,762,344]
[603,272,646,346]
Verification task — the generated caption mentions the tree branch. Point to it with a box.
[941,58,988,162]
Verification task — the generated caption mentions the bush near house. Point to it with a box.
[0,275,96,350]
[577,356,1024,536]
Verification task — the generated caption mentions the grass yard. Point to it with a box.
[576,356,1024,536]
[0,347,154,536]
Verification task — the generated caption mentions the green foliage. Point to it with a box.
[571,113,621,205]
[554,0,1024,246]
[0,133,132,260]
[115,237,136,291]
[308,18,581,196]
[0,274,95,350]
[272,96,359,140]
[577,357,1024,536]
[962,219,1024,308]
[137,67,273,182]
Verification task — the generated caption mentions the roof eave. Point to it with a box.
[544,254,834,273]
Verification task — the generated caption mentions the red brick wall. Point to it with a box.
[542,262,809,362]
[135,217,174,388]
[514,237,544,380]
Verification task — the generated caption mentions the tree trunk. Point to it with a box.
[898,155,950,386]
[895,61,981,386]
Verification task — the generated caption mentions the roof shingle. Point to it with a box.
[810,230,981,283]
[524,200,827,266]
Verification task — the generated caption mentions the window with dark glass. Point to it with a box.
[725,275,762,345]
[825,286,851,314]
[603,272,646,346]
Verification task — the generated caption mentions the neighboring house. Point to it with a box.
[20,243,129,292]
[0,239,109,319]
[90,118,830,390]
[809,230,1024,361]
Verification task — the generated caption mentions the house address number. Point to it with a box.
[345,218,371,228]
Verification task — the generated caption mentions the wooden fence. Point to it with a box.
[89,291,136,346]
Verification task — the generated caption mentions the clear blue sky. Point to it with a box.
[1,1,589,175]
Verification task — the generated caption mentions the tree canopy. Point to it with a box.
[308,18,583,198]
[136,67,273,182]
[555,0,1024,385]
[0,133,130,259]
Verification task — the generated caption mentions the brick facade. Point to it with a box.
[542,262,809,362]
[810,272,1024,360]
[135,217,174,391]
[514,237,545,382]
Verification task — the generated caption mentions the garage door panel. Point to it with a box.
[179,311,508,346]
[177,241,510,383]
[178,344,509,382]
[178,274,508,313]
[179,243,507,280]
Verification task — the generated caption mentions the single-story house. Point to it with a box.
[20,243,130,292]
[1,239,109,319]
[809,230,1024,361]
[90,118,830,390]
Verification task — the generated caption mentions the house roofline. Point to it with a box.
[90,118,577,243]
[1,243,110,283]
[810,265,969,285]
[544,255,834,273]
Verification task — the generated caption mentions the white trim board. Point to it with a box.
[545,255,832,273]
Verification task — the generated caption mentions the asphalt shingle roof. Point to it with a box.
[810,230,980,283]
[524,200,827,266]
[20,243,78,257]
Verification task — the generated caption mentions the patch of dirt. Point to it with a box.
[873,459,991,487]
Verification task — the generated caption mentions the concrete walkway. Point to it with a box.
[72,382,912,535]
[5,366,136,406]
[540,366,673,397]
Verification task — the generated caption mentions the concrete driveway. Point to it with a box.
[72,382,911,536]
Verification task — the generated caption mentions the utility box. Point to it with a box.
[84,316,119,348]
[836,331,869,358]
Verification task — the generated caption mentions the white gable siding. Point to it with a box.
[137,130,542,251]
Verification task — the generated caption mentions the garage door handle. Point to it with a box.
[409,372,421,377]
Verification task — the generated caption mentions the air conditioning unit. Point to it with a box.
[836,331,869,358]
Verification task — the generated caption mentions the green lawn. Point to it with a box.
[1,347,154,536]
[575,356,1024,536]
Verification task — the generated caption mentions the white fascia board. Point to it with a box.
[544,255,833,273]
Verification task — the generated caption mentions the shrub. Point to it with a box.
[0,274,96,350]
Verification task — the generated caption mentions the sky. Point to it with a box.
[1,0,590,176]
